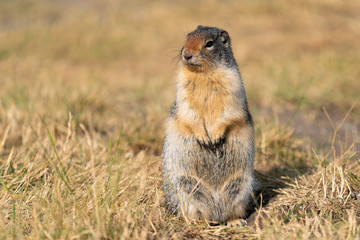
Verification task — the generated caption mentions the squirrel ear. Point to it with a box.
[220,31,230,47]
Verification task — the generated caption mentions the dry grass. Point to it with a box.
[0,0,359,239]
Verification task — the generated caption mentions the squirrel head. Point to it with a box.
[180,26,236,72]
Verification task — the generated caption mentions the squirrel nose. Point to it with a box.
[183,51,193,61]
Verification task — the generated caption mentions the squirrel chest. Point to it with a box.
[177,67,237,125]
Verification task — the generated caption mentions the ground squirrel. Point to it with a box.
[162,26,255,224]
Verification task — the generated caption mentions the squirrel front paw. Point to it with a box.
[195,135,212,147]
[210,130,226,147]
[193,125,226,148]
[211,135,225,148]
[195,133,225,148]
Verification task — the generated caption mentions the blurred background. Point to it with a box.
[1,0,359,150]
[0,1,359,238]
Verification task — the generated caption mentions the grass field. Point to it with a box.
[0,0,359,239]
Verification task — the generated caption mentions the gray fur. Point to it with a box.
[162,26,255,223]
[182,26,237,69]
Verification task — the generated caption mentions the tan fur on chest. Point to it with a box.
[181,68,228,121]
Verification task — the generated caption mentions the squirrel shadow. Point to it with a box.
[245,166,311,224]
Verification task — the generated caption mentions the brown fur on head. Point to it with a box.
[180,26,236,72]
[184,34,204,54]
[181,33,209,72]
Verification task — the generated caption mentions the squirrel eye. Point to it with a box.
[205,41,214,48]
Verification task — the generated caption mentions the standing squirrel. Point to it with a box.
[162,26,255,224]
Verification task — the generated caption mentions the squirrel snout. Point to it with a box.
[182,50,193,61]
[182,50,199,66]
